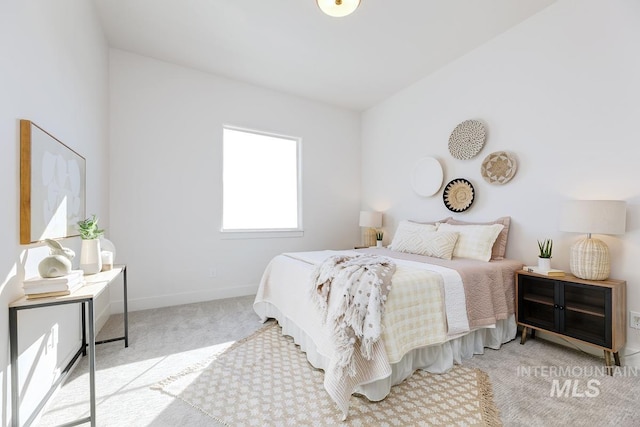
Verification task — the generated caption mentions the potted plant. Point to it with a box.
[77,214,105,274]
[537,238,553,270]
[376,230,384,248]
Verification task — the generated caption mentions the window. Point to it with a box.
[222,126,302,236]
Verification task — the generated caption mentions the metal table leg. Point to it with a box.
[10,307,19,427]
[88,300,96,426]
[123,266,129,348]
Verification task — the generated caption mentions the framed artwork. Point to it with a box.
[20,120,86,244]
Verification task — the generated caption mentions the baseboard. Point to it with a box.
[524,329,640,368]
[108,283,259,313]
[620,346,640,368]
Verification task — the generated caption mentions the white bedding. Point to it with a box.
[253,249,518,416]
[284,250,470,359]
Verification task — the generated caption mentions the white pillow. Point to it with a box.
[389,221,447,256]
[437,223,504,262]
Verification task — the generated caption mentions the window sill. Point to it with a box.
[220,230,304,239]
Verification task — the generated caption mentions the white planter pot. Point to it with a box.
[376,241,383,248]
[538,257,551,270]
[80,239,103,275]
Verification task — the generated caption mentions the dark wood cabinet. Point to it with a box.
[516,270,626,374]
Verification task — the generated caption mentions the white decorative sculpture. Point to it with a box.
[38,239,75,278]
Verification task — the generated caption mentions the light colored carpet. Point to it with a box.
[36,295,262,426]
[154,321,501,426]
[35,295,640,426]
[463,337,640,426]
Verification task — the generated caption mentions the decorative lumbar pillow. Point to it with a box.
[445,216,511,260]
[437,223,504,262]
[417,231,460,259]
[389,221,437,253]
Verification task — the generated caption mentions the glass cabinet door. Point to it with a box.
[518,275,557,331]
[561,282,611,347]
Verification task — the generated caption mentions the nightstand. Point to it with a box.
[516,270,626,375]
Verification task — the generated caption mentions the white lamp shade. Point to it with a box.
[317,0,360,17]
[359,211,382,228]
[560,200,626,235]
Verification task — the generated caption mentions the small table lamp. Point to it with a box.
[359,211,382,247]
[560,200,626,280]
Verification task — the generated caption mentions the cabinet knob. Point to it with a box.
[554,304,559,309]
[559,305,565,310]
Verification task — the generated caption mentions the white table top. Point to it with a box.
[10,265,126,309]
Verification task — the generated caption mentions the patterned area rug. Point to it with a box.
[153,322,502,426]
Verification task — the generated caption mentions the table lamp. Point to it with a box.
[560,200,626,280]
[359,211,382,247]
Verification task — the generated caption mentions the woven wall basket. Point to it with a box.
[569,237,610,281]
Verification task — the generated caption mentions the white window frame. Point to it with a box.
[221,125,303,239]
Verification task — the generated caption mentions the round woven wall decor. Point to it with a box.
[448,120,486,160]
[481,151,517,185]
[443,178,475,212]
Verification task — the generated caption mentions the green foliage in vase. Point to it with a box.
[537,239,553,258]
[376,230,384,241]
[77,214,105,240]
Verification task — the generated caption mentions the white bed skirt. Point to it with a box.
[255,301,517,401]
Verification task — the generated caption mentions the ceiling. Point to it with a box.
[94,0,556,111]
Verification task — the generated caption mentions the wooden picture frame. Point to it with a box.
[20,120,86,244]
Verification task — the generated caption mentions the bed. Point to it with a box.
[253,218,523,417]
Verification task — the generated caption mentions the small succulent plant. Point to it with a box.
[77,214,105,240]
[537,239,553,258]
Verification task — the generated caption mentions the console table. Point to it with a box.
[9,265,128,427]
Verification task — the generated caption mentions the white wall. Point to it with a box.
[362,0,640,361]
[108,50,361,312]
[3,1,635,422]
[0,1,109,425]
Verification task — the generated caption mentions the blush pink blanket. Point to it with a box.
[357,248,523,329]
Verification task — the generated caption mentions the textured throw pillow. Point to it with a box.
[437,223,505,262]
[417,231,460,259]
[445,216,511,260]
[390,222,459,259]
[389,221,437,253]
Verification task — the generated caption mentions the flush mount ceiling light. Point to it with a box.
[317,0,361,17]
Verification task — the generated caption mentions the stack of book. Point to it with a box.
[522,266,565,277]
[22,270,85,299]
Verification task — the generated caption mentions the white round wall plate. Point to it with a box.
[411,156,444,197]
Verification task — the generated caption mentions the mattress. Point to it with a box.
[253,248,522,414]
